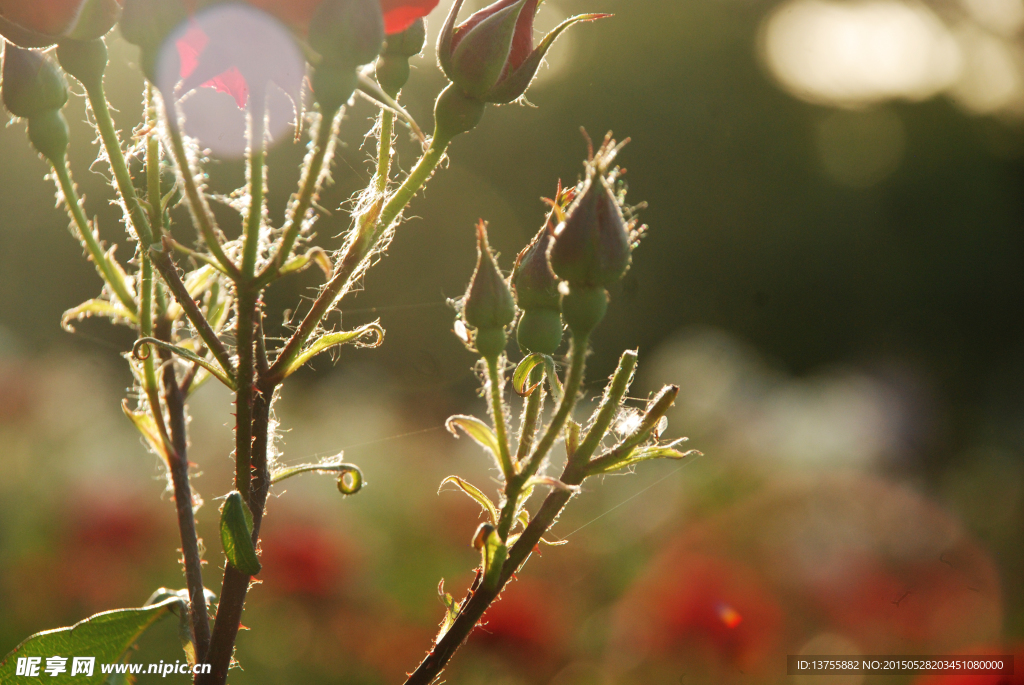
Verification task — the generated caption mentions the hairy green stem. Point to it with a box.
[51,162,137,314]
[574,349,638,462]
[265,132,452,384]
[233,290,256,506]
[376,110,394,196]
[515,366,545,462]
[241,103,267,280]
[261,106,341,282]
[486,355,515,480]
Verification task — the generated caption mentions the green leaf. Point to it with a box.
[281,323,385,378]
[219,491,261,576]
[524,476,580,494]
[61,298,136,332]
[0,598,183,685]
[445,415,503,471]
[438,475,499,524]
[542,355,563,402]
[512,353,546,396]
[588,440,702,476]
[121,401,170,466]
[436,580,460,641]
[133,337,236,391]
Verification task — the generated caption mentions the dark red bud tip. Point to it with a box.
[2,43,69,119]
[549,173,631,287]
[512,222,560,312]
[310,0,385,69]
[57,38,108,90]
[463,220,517,335]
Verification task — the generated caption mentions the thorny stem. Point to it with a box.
[84,80,155,248]
[162,94,240,277]
[139,253,171,449]
[515,366,545,462]
[233,289,256,506]
[51,161,137,315]
[486,355,515,480]
[497,334,588,540]
[260,105,341,282]
[155,318,212,666]
[265,133,453,384]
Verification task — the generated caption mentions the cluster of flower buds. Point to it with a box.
[510,184,573,355]
[374,17,426,96]
[459,135,641,358]
[2,43,70,161]
[550,134,641,336]
[0,0,120,49]
[460,221,517,360]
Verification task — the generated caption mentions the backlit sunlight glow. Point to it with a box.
[761,0,961,106]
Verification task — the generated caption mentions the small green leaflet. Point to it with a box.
[512,354,546,396]
[220,491,261,576]
[0,598,182,685]
[439,475,499,524]
[445,415,503,472]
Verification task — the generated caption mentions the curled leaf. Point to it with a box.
[439,475,498,524]
[279,247,333,279]
[133,337,236,391]
[445,414,503,471]
[62,298,136,332]
[219,491,261,576]
[281,322,385,378]
[513,353,546,396]
[270,459,364,496]
[437,579,460,640]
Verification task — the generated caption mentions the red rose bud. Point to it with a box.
[549,140,634,289]
[0,0,120,47]
[379,0,437,35]
[463,220,516,358]
[375,16,425,94]
[309,0,385,69]
[2,43,68,118]
[437,0,609,104]
[56,37,108,90]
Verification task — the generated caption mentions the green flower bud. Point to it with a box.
[2,43,68,119]
[560,284,608,336]
[119,0,188,81]
[309,0,385,69]
[28,108,70,161]
[384,17,426,58]
[56,38,108,90]
[433,82,484,143]
[516,308,562,355]
[311,62,358,112]
[463,220,516,332]
[549,169,631,288]
[474,327,508,359]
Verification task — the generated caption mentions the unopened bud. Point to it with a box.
[516,308,562,355]
[120,0,188,80]
[512,222,563,354]
[2,44,68,118]
[463,221,516,331]
[28,108,70,161]
[311,61,358,112]
[309,0,385,69]
[560,283,607,336]
[433,83,485,143]
[57,38,108,90]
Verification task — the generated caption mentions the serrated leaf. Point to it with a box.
[0,598,183,685]
[439,476,498,525]
[61,299,136,332]
[512,353,546,396]
[219,491,261,576]
[281,323,385,378]
[121,401,170,466]
[445,415,502,470]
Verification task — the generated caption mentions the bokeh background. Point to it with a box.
[1,0,1023,682]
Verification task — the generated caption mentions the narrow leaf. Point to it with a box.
[282,323,385,378]
[133,338,236,391]
[525,476,581,494]
[121,401,170,466]
[513,353,546,396]
[588,445,701,476]
[0,598,183,685]
[61,299,136,332]
[445,415,503,470]
[219,491,261,576]
[439,476,499,524]
[542,355,563,402]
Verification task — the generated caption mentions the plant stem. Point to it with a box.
[84,80,154,248]
[155,318,211,666]
[376,110,394,196]
[485,355,515,479]
[233,289,256,506]
[265,133,452,384]
[497,334,588,540]
[163,96,240,277]
[51,161,137,315]
[241,102,266,280]
[515,366,545,462]
[261,106,341,281]
[139,253,171,449]
[573,349,638,462]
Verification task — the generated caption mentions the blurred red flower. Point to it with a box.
[258,524,350,598]
[244,0,437,35]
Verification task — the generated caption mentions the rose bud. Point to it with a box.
[375,17,426,95]
[462,220,516,359]
[56,37,108,90]
[0,0,121,48]
[437,0,609,105]
[119,0,188,81]
[28,108,70,161]
[512,215,563,355]
[549,134,642,335]
[2,43,68,119]
[309,0,385,69]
